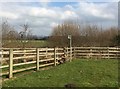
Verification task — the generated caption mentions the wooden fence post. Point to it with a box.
[36,48,39,71]
[63,47,67,59]
[107,47,109,59]
[23,49,26,62]
[63,47,66,55]
[46,47,48,58]
[70,47,72,62]
[9,49,13,78]
[54,47,56,66]
[66,47,68,58]
[116,47,118,59]
[73,47,76,58]
[90,48,92,59]
[1,49,3,60]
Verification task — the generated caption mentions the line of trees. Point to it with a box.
[1,20,18,40]
[0,20,49,48]
[1,20,34,41]
[1,20,36,47]
[1,20,49,41]
[1,19,120,48]
[48,20,120,47]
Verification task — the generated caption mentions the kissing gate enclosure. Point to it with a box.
[0,47,120,79]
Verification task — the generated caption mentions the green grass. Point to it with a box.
[2,59,118,87]
[3,40,47,48]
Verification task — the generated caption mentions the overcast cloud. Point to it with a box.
[0,1,118,36]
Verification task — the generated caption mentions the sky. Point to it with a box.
[0,0,119,36]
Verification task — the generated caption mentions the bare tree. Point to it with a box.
[2,20,16,40]
[19,23,33,48]
[1,20,18,47]
[48,21,81,47]
[82,25,118,47]
[49,20,118,47]
[102,27,118,46]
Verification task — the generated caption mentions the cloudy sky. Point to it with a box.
[0,0,119,36]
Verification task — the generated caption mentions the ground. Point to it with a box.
[3,40,47,48]
[2,59,118,87]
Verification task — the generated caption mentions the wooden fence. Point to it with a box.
[0,47,119,79]
[73,47,120,59]
[0,47,72,78]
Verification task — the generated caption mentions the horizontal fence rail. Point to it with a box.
[0,47,119,79]
[0,47,72,79]
[73,47,120,59]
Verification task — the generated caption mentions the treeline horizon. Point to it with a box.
[1,20,120,47]
[48,20,120,47]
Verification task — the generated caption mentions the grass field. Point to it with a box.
[2,59,118,87]
[3,40,47,48]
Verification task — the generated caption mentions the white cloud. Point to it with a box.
[61,10,78,20]
[0,11,19,19]
[0,2,118,36]
[50,22,58,27]
[78,2,116,20]
[29,7,58,18]
[0,0,119,2]
[64,5,74,10]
